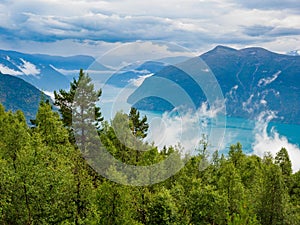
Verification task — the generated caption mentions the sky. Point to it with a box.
[0,0,299,56]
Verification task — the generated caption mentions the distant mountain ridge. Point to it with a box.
[129,46,300,124]
[1,46,299,125]
[106,57,191,87]
[0,49,112,122]
[0,49,110,91]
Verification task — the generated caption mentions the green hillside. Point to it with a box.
[0,73,51,122]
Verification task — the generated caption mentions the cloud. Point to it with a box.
[0,39,117,57]
[0,64,22,75]
[243,25,275,37]
[268,27,300,37]
[129,74,153,87]
[0,0,299,55]
[97,41,195,69]
[144,102,226,154]
[231,0,300,11]
[19,59,40,76]
[252,111,300,173]
[258,71,281,87]
[243,25,300,38]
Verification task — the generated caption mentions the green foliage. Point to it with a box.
[0,101,98,224]
[258,153,292,225]
[188,183,228,224]
[54,69,103,143]
[218,161,245,215]
[275,147,292,178]
[129,107,149,139]
[1,100,299,224]
[1,69,299,224]
[228,142,245,169]
[147,188,178,225]
[290,171,300,223]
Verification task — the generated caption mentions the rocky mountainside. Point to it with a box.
[129,46,300,124]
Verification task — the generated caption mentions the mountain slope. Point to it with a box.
[106,57,191,88]
[0,49,110,91]
[202,46,300,123]
[106,61,166,87]
[129,46,300,124]
[0,73,51,121]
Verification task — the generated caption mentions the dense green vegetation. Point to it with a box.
[0,70,299,224]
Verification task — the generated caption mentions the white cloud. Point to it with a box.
[231,0,300,11]
[43,90,55,100]
[0,39,117,57]
[0,0,300,55]
[0,64,22,75]
[146,102,226,154]
[242,94,254,113]
[98,41,196,69]
[129,74,153,87]
[18,59,40,76]
[258,71,281,87]
[253,111,300,173]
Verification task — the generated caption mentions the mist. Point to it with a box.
[252,111,300,172]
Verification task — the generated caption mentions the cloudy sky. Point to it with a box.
[0,0,299,56]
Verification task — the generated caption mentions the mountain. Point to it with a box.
[0,49,110,91]
[106,57,191,87]
[0,73,51,122]
[287,50,300,56]
[106,61,166,87]
[129,46,300,124]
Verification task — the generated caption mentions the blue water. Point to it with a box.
[137,110,300,154]
[269,121,300,145]
[99,98,300,171]
[94,72,300,171]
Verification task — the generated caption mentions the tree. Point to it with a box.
[187,183,228,224]
[3,101,300,224]
[290,171,300,222]
[129,107,149,139]
[0,107,33,224]
[146,187,178,225]
[258,153,290,225]
[32,101,97,224]
[34,101,69,147]
[275,147,292,178]
[54,69,103,143]
[96,179,140,225]
[106,110,151,165]
[217,161,245,216]
[228,142,245,169]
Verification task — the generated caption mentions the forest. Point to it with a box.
[0,70,299,225]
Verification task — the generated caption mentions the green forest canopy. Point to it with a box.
[0,70,299,225]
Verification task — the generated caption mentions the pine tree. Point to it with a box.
[54,69,103,143]
[275,147,292,178]
[129,107,149,139]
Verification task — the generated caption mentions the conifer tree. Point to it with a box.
[129,107,149,139]
[54,69,103,143]
[275,147,292,178]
